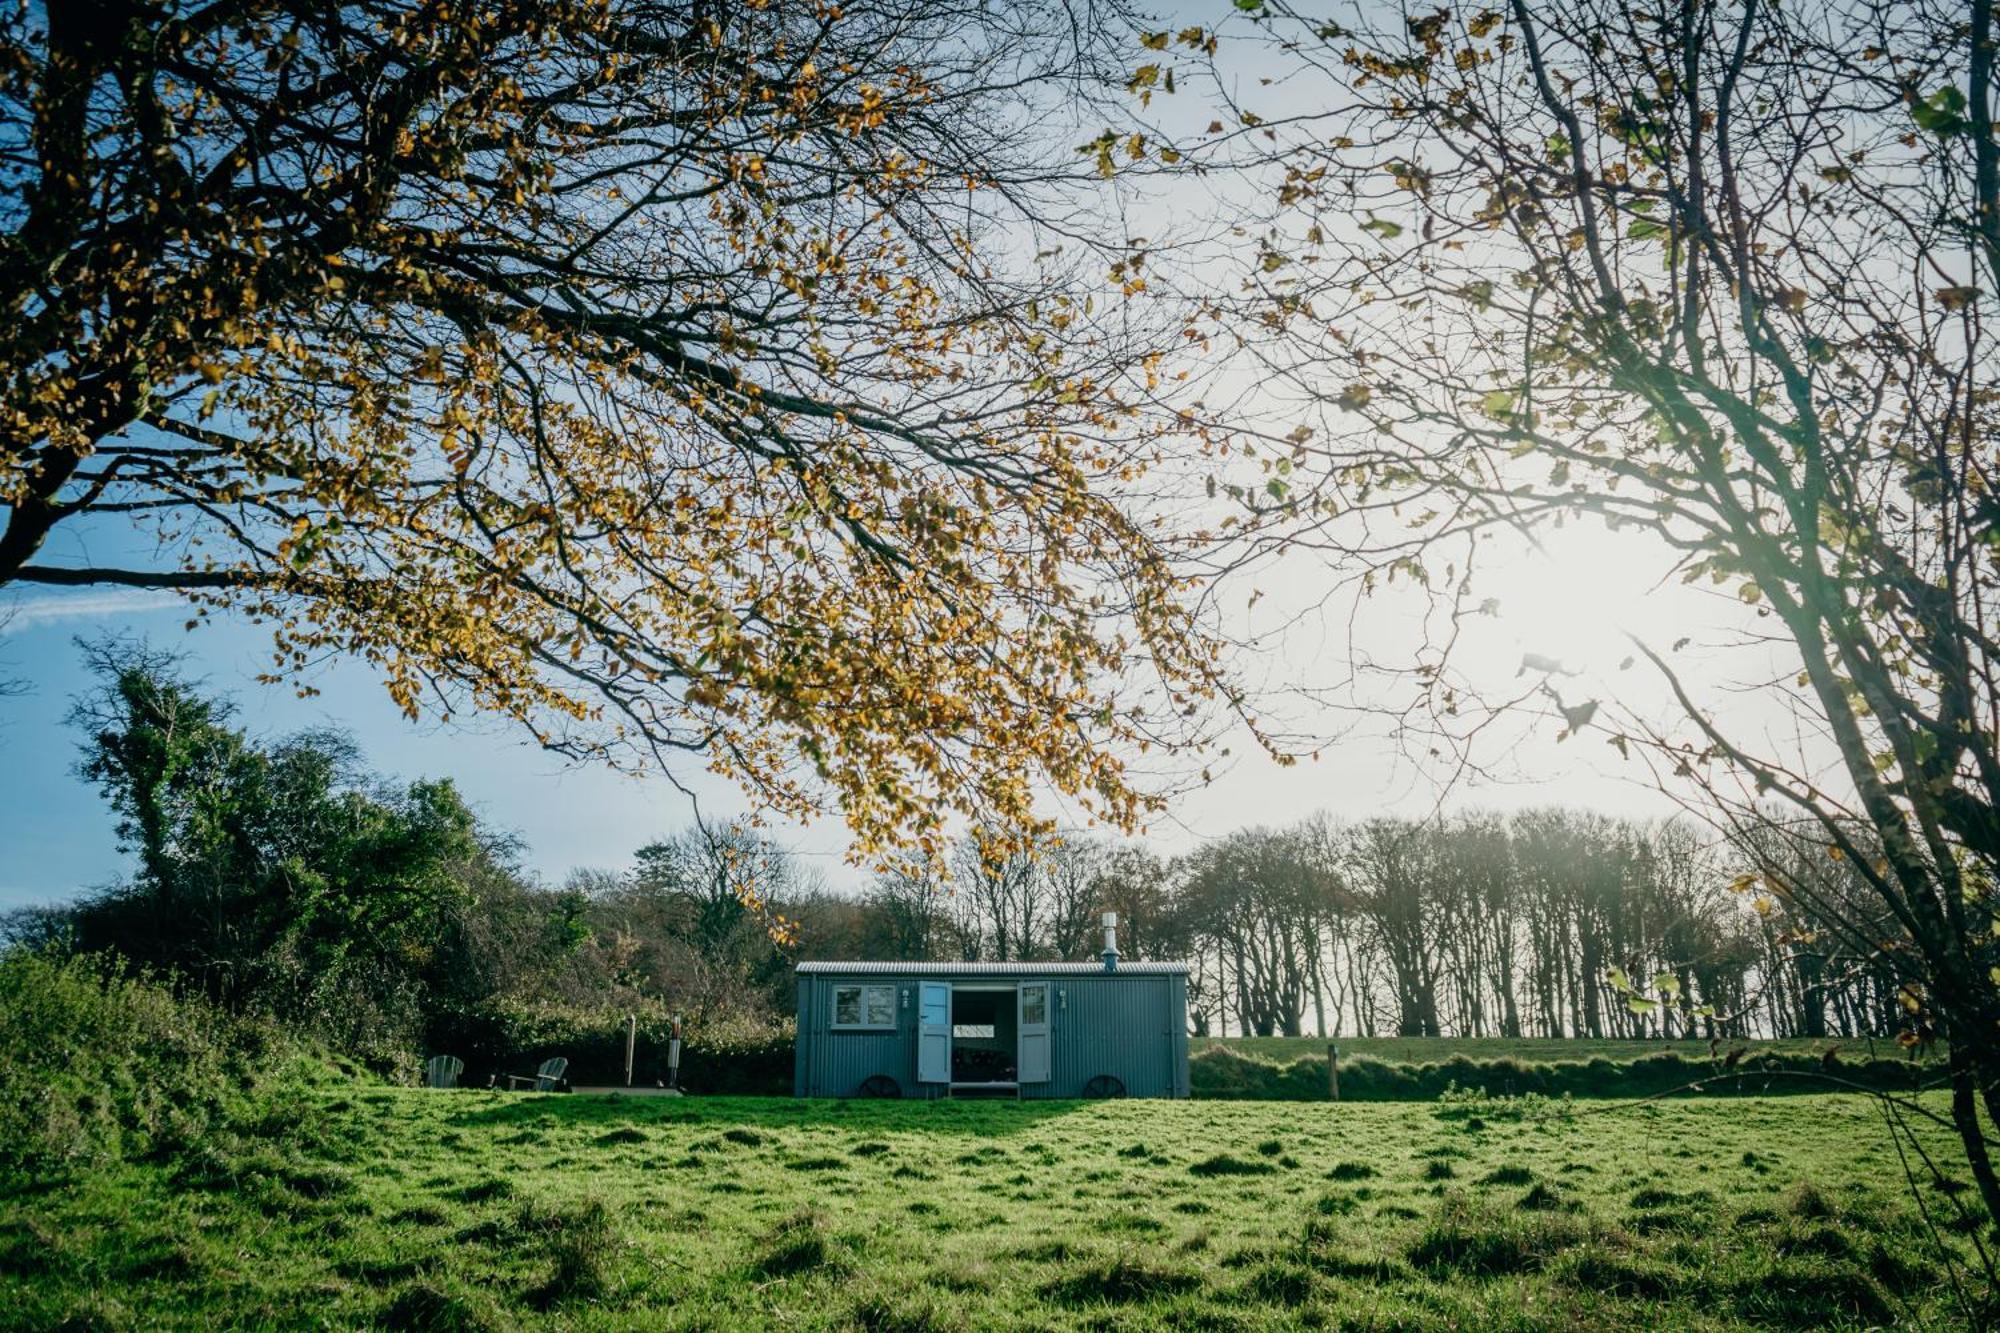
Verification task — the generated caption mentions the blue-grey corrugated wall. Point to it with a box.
[793,970,1189,1099]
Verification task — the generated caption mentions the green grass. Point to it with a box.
[1197,1035,1929,1066]
[2,1088,1987,1329]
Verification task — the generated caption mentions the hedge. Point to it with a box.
[423,1000,793,1094]
[425,1007,1940,1101]
[1185,1045,1940,1102]
[0,951,330,1176]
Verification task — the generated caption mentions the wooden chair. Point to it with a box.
[505,1056,568,1092]
[424,1054,464,1089]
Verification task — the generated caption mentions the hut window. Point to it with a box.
[832,984,896,1030]
[952,1024,995,1038]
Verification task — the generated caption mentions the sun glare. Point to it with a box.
[1473,519,1678,682]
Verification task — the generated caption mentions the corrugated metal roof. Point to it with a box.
[795,960,1189,976]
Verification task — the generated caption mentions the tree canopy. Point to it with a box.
[1162,0,2000,1221]
[0,0,1228,857]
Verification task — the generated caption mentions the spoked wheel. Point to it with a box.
[857,1074,902,1099]
[1082,1074,1126,1099]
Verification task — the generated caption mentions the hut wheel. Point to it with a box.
[857,1074,901,1099]
[1082,1074,1126,1099]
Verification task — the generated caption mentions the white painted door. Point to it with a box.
[1018,982,1051,1084]
[918,982,951,1083]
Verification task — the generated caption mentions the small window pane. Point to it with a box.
[834,984,895,1029]
[1022,985,1047,1026]
[953,1024,995,1038]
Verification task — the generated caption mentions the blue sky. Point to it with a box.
[0,590,865,910]
[0,490,1721,915]
[0,560,1702,914]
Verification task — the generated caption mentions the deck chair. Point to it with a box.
[505,1056,568,1092]
[423,1054,464,1089]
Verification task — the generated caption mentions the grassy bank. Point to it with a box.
[1,1088,1984,1329]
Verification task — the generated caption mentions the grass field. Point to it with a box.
[2,1087,1986,1330]
[1196,1035,1928,1066]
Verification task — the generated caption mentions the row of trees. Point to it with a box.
[827,811,1904,1045]
[15,645,1906,1055]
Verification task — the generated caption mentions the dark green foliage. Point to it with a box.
[0,951,317,1176]
[595,1127,647,1146]
[452,1178,513,1204]
[55,646,497,1067]
[1550,1246,1677,1301]
[1041,1254,1202,1305]
[787,1155,847,1172]
[429,999,794,1092]
[1241,1259,1317,1304]
[1406,1191,1596,1278]
[1729,1259,1893,1327]
[517,1195,617,1303]
[754,1209,845,1277]
[1190,1154,1275,1177]
[379,1279,502,1332]
[1786,1180,1836,1220]
[1189,1043,1936,1103]
[1517,1183,1577,1213]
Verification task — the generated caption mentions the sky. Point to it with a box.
[0,2,1837,913]
[0,507,1760,914]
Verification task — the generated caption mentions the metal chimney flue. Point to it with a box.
[1101,910,1119,972]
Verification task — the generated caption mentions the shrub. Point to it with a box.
[1189,1154,1275,1177]
[517,1195,618,1303]
[1189,1042,1930,1102]
[0,950,319,1177]
[424,998,793,1092]
[755,1209,846,1278]
[1406,1191,1598,1278]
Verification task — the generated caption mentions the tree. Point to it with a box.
[1342,819,1446,1038]
[863,858,955,962]
[1179,826,1329,1036]
[1043,833,1111,961]
[1181,0,2000,1216]
[1,0,1230,861]
[66,640,484,1059]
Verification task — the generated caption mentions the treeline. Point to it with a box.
[12,647,1904,1075]
[6,646,825,1072]
[847,812,1903,1043]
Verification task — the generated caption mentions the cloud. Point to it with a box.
[0,589,183,636]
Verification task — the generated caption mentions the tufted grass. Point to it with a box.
[0,1089,1988,1329]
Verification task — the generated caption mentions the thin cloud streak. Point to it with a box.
[0,590,182,635]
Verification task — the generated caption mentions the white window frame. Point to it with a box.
[831,983,897,1031]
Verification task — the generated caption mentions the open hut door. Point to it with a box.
[918,982,951,1084]
[1018,982,1051,1084]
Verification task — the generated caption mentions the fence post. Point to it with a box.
[624,1014,637,1087]
[1327,1043,1339,1101]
